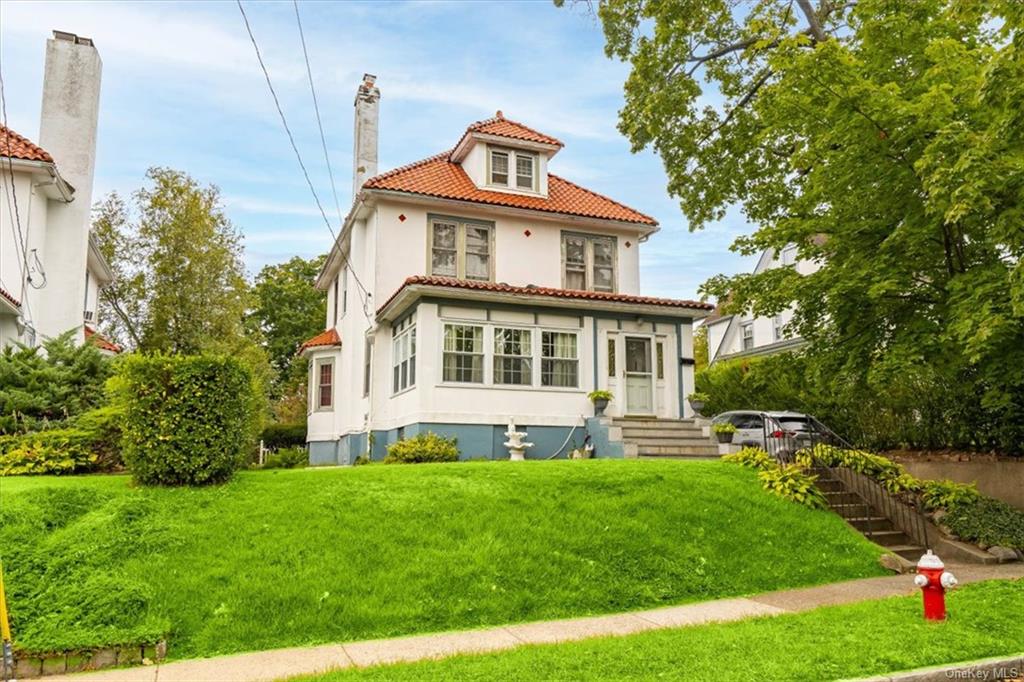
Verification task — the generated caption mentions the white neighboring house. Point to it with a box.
[299,75,713,465]
[705,244,820,364]
[0,31,118,355]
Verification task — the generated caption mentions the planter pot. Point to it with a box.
[689,399,705,417]
[715,432,734,444]
[593,398,610,416]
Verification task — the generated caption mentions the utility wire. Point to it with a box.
[236,0,373,323]
[0,69,31,304]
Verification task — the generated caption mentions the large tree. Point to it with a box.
[92,168,250,354]
[596,0,1024,448]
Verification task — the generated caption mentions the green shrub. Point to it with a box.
[385,432,459,464]
[71,404,125,471]
[262,446,308,469]
[944,497,1024,550]
[758,464,828,509]
[113,354,258,486]
[712,422,737,434]
[920,479,981,511]
[261,422,307,450]
[721,446,773,470]
[587,390,613,402]
[0,429,98,475]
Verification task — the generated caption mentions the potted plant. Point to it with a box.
[688,392,709,416]
[712,421,737,443]
[587,390,614,416]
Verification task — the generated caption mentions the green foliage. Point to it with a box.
[0,331,112,434]
[757,465,828,509]
[0,429,98,476]
[721,446,772,470]
[687,392,709,403]
[385,432,460,464]
[261,422,307,451]
[262,446,308,470]
[712,422,737,434]
[599,1,1024,455]
[943,497,1024,550]
[113,354,258,486]
[919,479,982,511]
[587,390,614,402]
[692,324,709,373]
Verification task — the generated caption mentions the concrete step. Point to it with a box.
[621,437,716,447]
[865,529,912,547]
[638,454,721,461]
[889,544,926,562]
[619,427,707,439]
[846,516,895,532]
[829,502,876,516]
[824,491,863,506]
[613,419,699,430]
[815,478,844,493]
[636,445,721,456]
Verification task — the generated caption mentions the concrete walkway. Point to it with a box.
[51,563,1024,682]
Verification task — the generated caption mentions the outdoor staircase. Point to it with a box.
[613,418,721,459]
[812,468,927,561]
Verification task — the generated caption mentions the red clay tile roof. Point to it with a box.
[299,328,341,354]
[380,276,713,314]
[0,286,20,309]
[363,153,657,226]
[84,325,122,353]
[464,112,563,147]
[0,125,54,163]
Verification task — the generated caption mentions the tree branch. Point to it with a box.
[797,0,827,42]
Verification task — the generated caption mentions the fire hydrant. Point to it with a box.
[913,550,957,621]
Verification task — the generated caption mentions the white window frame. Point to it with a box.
[487,145,538,192]
[540,330,580,388]
[442,323,486,384]
[314,358,334,411]
[392,316,416,394]
[561,232,617,293]
[493,327,533,386]
[341,267,348,317]
[773,314,785,342]
[427,215,495,281]
[780,244,798,266]
[741,323,754,351]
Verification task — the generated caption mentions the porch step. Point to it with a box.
[613,419,700,430]
[865,529,913,547]
[638,454,721,461]
[618,427,707,439]
[824,491,863,506]
[846,516,895,532]
[621,436,717,447]
[636,445,720,457]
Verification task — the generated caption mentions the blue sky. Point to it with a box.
[1,0,755,300]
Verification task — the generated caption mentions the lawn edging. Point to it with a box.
[845,653,1024,682]
[14,640,166,679]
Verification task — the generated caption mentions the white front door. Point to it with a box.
[624,336,654,415]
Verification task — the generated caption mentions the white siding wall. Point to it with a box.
[0,168,54,346]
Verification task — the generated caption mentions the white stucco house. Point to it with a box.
[0,31,118,354]
[705,244,820,364]
[300,75,713,464]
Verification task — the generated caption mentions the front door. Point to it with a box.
[624,336,654,415]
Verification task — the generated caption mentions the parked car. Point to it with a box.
[711,410,834,460]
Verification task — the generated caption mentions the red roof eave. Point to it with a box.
[298,328,342,355]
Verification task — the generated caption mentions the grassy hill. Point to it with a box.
[0,460,885,659]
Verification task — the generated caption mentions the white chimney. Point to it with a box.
[352,73,379,199]
[35,30,102,342]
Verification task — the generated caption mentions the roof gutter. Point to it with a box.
[6,157,75,202]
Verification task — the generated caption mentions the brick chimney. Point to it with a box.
[352,73,379,199]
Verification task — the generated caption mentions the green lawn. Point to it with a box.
[0,460,885,659]
[298,579,1024,681]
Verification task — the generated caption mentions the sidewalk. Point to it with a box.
[51,563,1024,682]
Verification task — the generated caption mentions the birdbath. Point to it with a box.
[504,418,534,461]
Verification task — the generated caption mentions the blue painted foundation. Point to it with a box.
[311,420,625,465]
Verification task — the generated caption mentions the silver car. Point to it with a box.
[711,410,827,459]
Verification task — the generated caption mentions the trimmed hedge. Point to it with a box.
[385,432,459,464]
[113,354,258,486]
[261,422,306,451]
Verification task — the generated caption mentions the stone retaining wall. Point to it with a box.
[14,641,166,678]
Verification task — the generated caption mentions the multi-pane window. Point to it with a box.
[656,342,665,380]
[490,150,509,186]
[773,314,784,342]
[780,245,798,266]
[541,331,579,388]
[443,324,484,383]
[489,147,537,191]
[494,328,532,385]
[430,217,492,281]
[607,338,616,377]
[392,317,416,393]
[741,323,754,351]
[316,359,334,410]
[562,233,615,292]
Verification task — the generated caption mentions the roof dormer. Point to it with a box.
[450,112,562,198]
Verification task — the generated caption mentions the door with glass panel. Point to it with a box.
[624,336,654,415]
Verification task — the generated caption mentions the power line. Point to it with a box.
[0,67,36,328]
[293,0,344,229]
[235,0,373,323]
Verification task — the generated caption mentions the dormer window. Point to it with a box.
[488,146,537,192]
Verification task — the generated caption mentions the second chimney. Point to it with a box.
[352,74,379,199]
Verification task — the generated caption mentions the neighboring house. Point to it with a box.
[300,75,713,464]
[705,244,820,364]
[0,31,116,352]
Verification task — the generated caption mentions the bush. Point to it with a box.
[262,446,308,469]
[261,422,307,450]
[919,479,981,511]
[385,432,459,464]
[113,354,258,486]
[758,464,828,509]
[0,429,97,475]
[71,405,125,471]
[722,446,773,470]
[944,497,1024,550]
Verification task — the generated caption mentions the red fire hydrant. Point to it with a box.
[913,550,957,621]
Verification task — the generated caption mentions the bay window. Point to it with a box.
[562,233,616,292]
[443,324,484,383]
[429,216,493,281]
[494,328,532,385]
[392,316,416,393]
